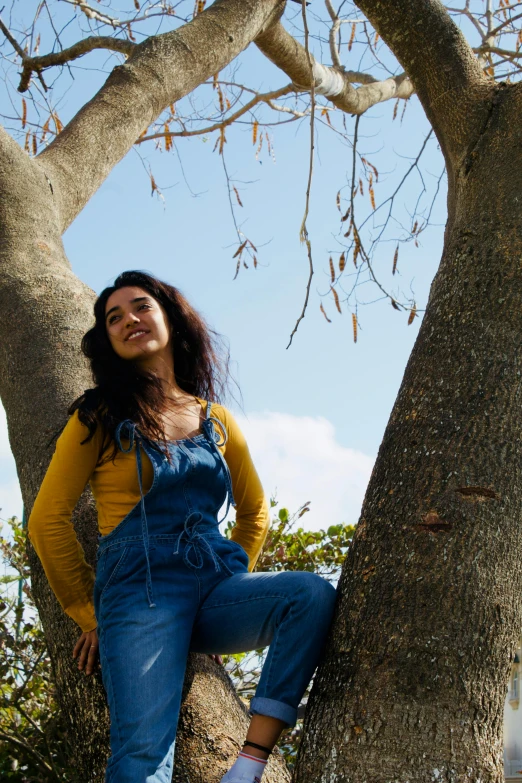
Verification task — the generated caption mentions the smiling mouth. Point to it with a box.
[126,330,149,341]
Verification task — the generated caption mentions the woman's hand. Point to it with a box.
[209,654,223,666]
[73,628,99,675]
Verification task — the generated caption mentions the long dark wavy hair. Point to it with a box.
[68,270,230,460]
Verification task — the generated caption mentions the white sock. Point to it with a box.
[220,750,268,782]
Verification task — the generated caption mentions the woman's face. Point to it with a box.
[104,286,173,364]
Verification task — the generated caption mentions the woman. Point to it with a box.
[28,270,336,783]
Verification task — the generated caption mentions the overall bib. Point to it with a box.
[94,402,336,783]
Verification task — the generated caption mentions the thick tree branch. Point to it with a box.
[351,0,492,165]
[18,37,136,93]
[255,22,413,115]
[38,0,285,233]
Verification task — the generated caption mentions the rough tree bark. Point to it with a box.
[0,1,291,781]
[291,2,522,781]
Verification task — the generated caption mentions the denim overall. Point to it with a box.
[94,402,336,783]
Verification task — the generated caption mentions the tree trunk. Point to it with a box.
[0,130,289,782]
[295,81,522,782]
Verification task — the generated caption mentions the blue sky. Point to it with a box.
[0,2,448,531]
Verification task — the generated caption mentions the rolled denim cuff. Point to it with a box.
[250,696,297,728]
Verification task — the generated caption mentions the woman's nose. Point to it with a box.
[125,313,140,328]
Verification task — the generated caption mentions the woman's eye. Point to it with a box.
[138,304,151,311]
[108,315,120,324]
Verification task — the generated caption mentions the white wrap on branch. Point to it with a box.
[255,21,414,114]
[310,63,346,97]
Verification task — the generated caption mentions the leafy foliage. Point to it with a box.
[0,516,73,782]
[0,506,354,778]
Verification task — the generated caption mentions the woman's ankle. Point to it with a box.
[242,740,272,760]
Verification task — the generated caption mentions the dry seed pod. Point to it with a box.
[369,175,376,210]
[320,303,332,323]
[331,286,342,314]
[232,240,247,259]
[233,187,243,207]
[348,22,356,51]
[164,124,173,152]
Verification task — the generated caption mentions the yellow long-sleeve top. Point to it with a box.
[28,401,269,633]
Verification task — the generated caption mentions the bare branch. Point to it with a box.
[446,6,486,38]
[59,0,121,27]
[325,0,342,68]
[38,0,286,232]
[476,45,522,60]
[59,0,180,30]
[287,0,315,349]
[487,10,522,38]
[299,0,315,246]
[486,0,494,36]
[0,15,26,59]
[255,21,413,116]
[18,37,136,93]
[135,83,296,142]
[0,14,49,91]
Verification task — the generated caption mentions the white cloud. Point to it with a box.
[235,411,374,531]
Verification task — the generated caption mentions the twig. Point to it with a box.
[486,0,494,35]
[347,115,406,307]
[0,14,25,58]
[221,151,257,279]
[325,0,342,67]
[287,0,316,348]
[446,6,486,37]
[359,129,434,242]
[136,84,297,143]
[487,10,522,38]
[475,45,522,59]
[58,0,120,27]
[18,35,135,92]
